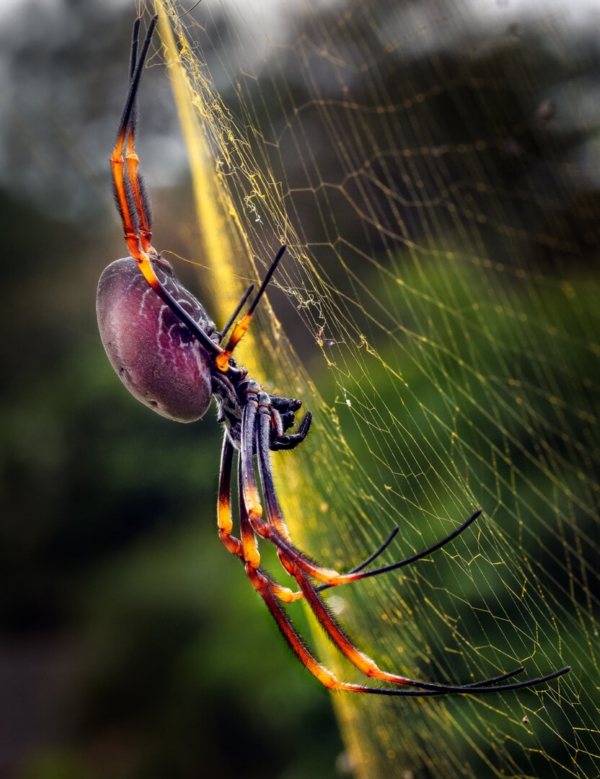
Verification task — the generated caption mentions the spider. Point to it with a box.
[96,16,570,698]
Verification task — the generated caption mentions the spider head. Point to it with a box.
[97,256,217,423]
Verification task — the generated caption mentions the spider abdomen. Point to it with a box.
[97,256,216,423]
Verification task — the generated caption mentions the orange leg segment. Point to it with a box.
[217,436,242,558]
[215,246,287,372]
[238,448,261,571]
[109,16,161,291]
[109,19,223,359]
[125,139,153,254]
[124,18,153,255]
[110,126,149,264]
[219,432,303,601]
[291,565,413,685]
[245,565,371,693]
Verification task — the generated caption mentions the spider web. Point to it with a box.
[152,1,599,776]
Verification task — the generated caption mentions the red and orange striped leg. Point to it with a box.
[110,120,148,265]
[110,18,223,359]
[238,387,266,532]
[236,469,303,603]
[215,246,287,372]
[289,563,414,686]
[125,131,153,254]
[244,564,381,694]
[255,509,482,588]
[240,394,353,586]
[218,429,302,600]
[255,406,403,588]
[124,20,153,255]
[110,16,160,290]
[123,19,153,255]
[265,576,304,603]
[237,448,262,571]
[239,389,305,551]
[217,436,243,558]
[241,392,385,600]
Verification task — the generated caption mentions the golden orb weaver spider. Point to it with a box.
[96,16,570,698]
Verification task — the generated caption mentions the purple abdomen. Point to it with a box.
[97,256,216,423]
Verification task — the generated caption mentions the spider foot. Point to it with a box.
[270,395,302,413]
[271,411,313,450]
[314,509,482,593]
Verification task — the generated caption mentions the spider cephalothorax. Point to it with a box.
[96,15,570,698]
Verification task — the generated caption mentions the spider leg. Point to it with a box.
[235,426,303,603]
[270,412,313,451]
[465,667,526,687]
[343,526,400,573]
[213,422,303,602]
[216,246,287,371]
[257,398,381,574]
[247,392,482,588]
[110,17,222,359]
[247,395,571,693]
[256,393,400,572]
[285,565,564,693]
[245,564,570,697]
[124,18,154,254]
[244,557,366,692]
[226,405,400,603]
[217,284,255,343]
[271,408,284,438]
[237,444,262,571]
[264,401,397,573]
[316,508,482,593]
[217,436,243,558]
[110,16,157,265]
